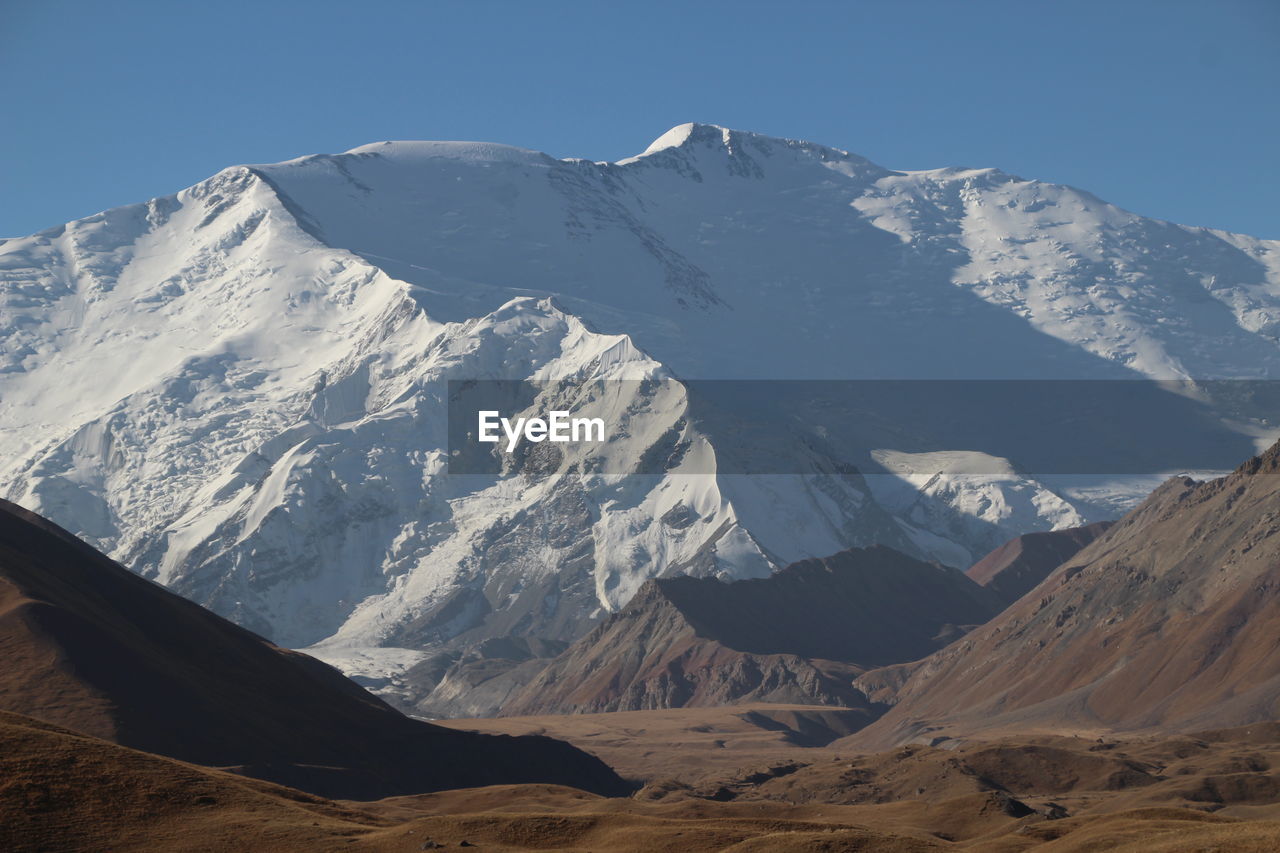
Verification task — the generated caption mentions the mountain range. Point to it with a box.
[7,432,1280,849]
[3,123,1279,699]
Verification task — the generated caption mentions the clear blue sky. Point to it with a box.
[3,0,1278,239]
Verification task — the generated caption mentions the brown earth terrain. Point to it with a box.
[439,704,879,782]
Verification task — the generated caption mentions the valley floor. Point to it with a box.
[8,705,1280,852]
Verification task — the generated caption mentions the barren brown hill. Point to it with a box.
[847,441,1280,750]
[966,521,1114,606]
[503,545,1002,716]
[0,709,387,852]
[0,499,626,799]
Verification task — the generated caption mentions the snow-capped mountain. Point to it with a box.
[2,123,1277,692]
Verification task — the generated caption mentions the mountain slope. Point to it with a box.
[503,545,1002,716]
[0,710,388,853]
[848,440,1280,750]
[2,124,1276,684]
[966,521,1114,605]
[0,499,626,798]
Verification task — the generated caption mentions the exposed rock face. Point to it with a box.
[0,499,627,799]
[966,521,1115,605]
[849,441,1280,750]
[503,545,1002,716]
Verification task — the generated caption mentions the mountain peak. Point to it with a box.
[638,122,726,156]
[621,123,887,179]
